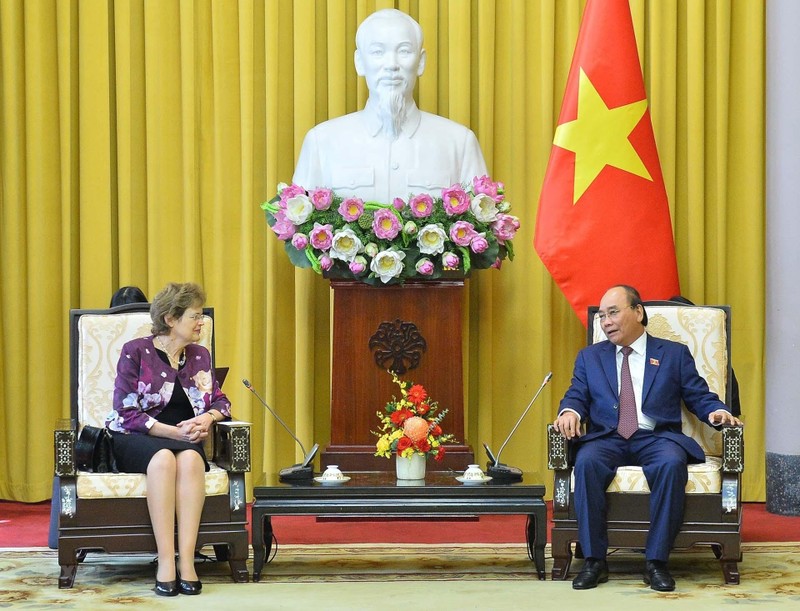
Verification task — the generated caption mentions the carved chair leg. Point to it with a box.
[550,538,573,580]
[721,560,740,585]
[213,544,229,562]
[59,563,78,589]
[228,558,249,583]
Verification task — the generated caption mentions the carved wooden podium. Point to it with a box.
[322,279,474,471]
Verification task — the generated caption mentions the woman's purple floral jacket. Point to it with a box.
[106,336,231,434]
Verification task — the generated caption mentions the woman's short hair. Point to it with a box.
[150,282,206,336]
[110,286,148,308]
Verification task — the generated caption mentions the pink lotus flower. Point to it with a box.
[393,197,406,211]
[319,254,333,271]
[442,251,460,270]
[442,185,470,215]
[310,188,334,210]
[409,194,434,218]
[491,214,521,244]
[470,233,489,253]
[472,175,505,202]
[279,183,306,204]
[291,233,308,250]
[310,222,334,250]
[339,197,364,222]
[271,209,296,240]
[449,221,477,247]
[415,258,434,275]
[349,256,367,275]
[372,209,401,240]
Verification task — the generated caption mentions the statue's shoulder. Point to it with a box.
[306,111,364,136]
[418,111,475,135]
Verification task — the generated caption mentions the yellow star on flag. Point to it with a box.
[553,68,651,204]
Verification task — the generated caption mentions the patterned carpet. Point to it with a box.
[1,543,799,609]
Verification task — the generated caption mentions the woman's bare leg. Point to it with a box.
[146,450,178,582]
[175,450,206,581]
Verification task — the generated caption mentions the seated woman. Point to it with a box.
[105,282,230,597]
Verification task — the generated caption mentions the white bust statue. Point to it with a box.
[292,9,488,203]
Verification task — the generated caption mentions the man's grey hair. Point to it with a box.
[356,9,423,50]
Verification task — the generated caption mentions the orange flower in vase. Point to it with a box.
[373,371,456,460]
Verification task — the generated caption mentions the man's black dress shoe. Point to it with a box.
[178,578,203,595]
[572,558,609,589]
[644,560,676,592]
[155,579,179,597]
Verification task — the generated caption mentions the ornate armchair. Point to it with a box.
[54,303,251,588]
[547,301,744,584]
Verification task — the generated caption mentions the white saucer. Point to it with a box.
[313,476,351,486]
[455,476,492,485]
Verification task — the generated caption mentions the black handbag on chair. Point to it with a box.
[75,425,118,473]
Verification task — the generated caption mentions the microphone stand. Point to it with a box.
[484,372,553,481]
[243,379,319,482]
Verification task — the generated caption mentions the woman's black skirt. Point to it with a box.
[110,432,209,473]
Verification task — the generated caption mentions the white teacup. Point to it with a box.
[321,465,345,481]
[463,464,485,481]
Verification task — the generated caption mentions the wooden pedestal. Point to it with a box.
[323,279,473,471]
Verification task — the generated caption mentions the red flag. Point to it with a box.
[534,0,680,326]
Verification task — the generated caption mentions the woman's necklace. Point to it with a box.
[156,335,186,368]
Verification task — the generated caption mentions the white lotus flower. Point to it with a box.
[370,248,406,283]
[284,194,314,224]
[469,193,499,223]
[329,227,364,262]
[417,224,448,255]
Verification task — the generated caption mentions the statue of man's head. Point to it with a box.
[354,9,427,139]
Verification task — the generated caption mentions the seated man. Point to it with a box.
[553,285,742,592]
[292,8,487,202]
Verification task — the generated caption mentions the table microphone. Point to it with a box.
[242,379,319,481]
[483,372,553,482]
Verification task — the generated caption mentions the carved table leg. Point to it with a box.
[251,508,266,582]
[527,510,547,580]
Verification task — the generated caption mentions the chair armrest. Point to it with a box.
[547,424,573,515]
[547,423,570,470]
[54,419,77,477]
[213,421,251,473]
[721,424,744,473]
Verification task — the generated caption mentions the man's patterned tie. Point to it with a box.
[617,346,638,439]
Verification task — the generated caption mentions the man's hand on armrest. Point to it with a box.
[553,410,582,440]
[708,410,743,427]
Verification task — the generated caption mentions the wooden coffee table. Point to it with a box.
[251,471,546,581]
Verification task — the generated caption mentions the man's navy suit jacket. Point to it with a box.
[559,333,727,464]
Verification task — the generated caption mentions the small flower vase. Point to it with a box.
[396,452,427,480]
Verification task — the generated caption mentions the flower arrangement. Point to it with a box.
[373,372,455,461]
[261,176,520,285]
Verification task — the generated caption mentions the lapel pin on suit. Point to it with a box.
[650,358,660,366]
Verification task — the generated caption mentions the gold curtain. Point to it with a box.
[0,0,765,503]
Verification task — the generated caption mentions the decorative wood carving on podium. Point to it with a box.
[323,279,474,471]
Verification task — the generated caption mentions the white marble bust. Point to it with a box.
[292,9,488,202]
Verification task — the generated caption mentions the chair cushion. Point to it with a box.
[570,456,722,494]
[76,462,229,499]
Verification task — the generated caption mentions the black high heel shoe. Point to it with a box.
[178,578,203,595]
[155,579,179,597]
